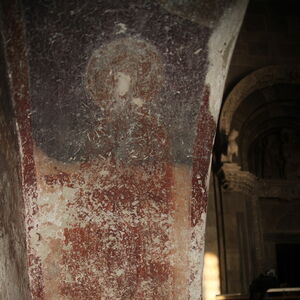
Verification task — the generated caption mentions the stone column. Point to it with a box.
[221,163,264,292]
[0,0,248,299]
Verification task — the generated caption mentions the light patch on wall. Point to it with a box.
[115,23,127,35]
[204,0,248,121]
[115,72,131,97]
[203,252,220,300]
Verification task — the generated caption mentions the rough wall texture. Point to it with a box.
[0,0,247,299]
[0,26,31,300]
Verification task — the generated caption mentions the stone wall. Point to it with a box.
[226,0,300,93]
[0,27,30,299]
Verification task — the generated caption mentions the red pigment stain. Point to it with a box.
[57,115,174,298]
[59,161,173,299]
[2,0,37,199]
[1,1,43,298]
[44,171,73,187]
[192,85,216,226]
[28,254,45,299]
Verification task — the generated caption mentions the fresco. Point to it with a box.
[0,0,247,298]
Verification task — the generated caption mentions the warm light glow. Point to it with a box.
[203,252,220,300]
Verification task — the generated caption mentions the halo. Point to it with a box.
[85,37,164,105]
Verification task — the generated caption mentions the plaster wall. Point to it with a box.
[0,0,248,298]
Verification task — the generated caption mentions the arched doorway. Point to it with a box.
[205,66,300,297]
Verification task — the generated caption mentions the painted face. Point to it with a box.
[85,37,164,107]
[114,72,131,97]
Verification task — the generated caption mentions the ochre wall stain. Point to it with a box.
[34,156,174,298]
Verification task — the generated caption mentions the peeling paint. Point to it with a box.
[1,0,248,298]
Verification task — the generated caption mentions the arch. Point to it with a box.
[219,65,300,135]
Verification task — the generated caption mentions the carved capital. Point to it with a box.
[220,163,257,195]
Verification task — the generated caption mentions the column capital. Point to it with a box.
[220,163,257,195]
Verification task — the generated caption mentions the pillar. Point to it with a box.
[0,0,248,299]
[220,163,264,293]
